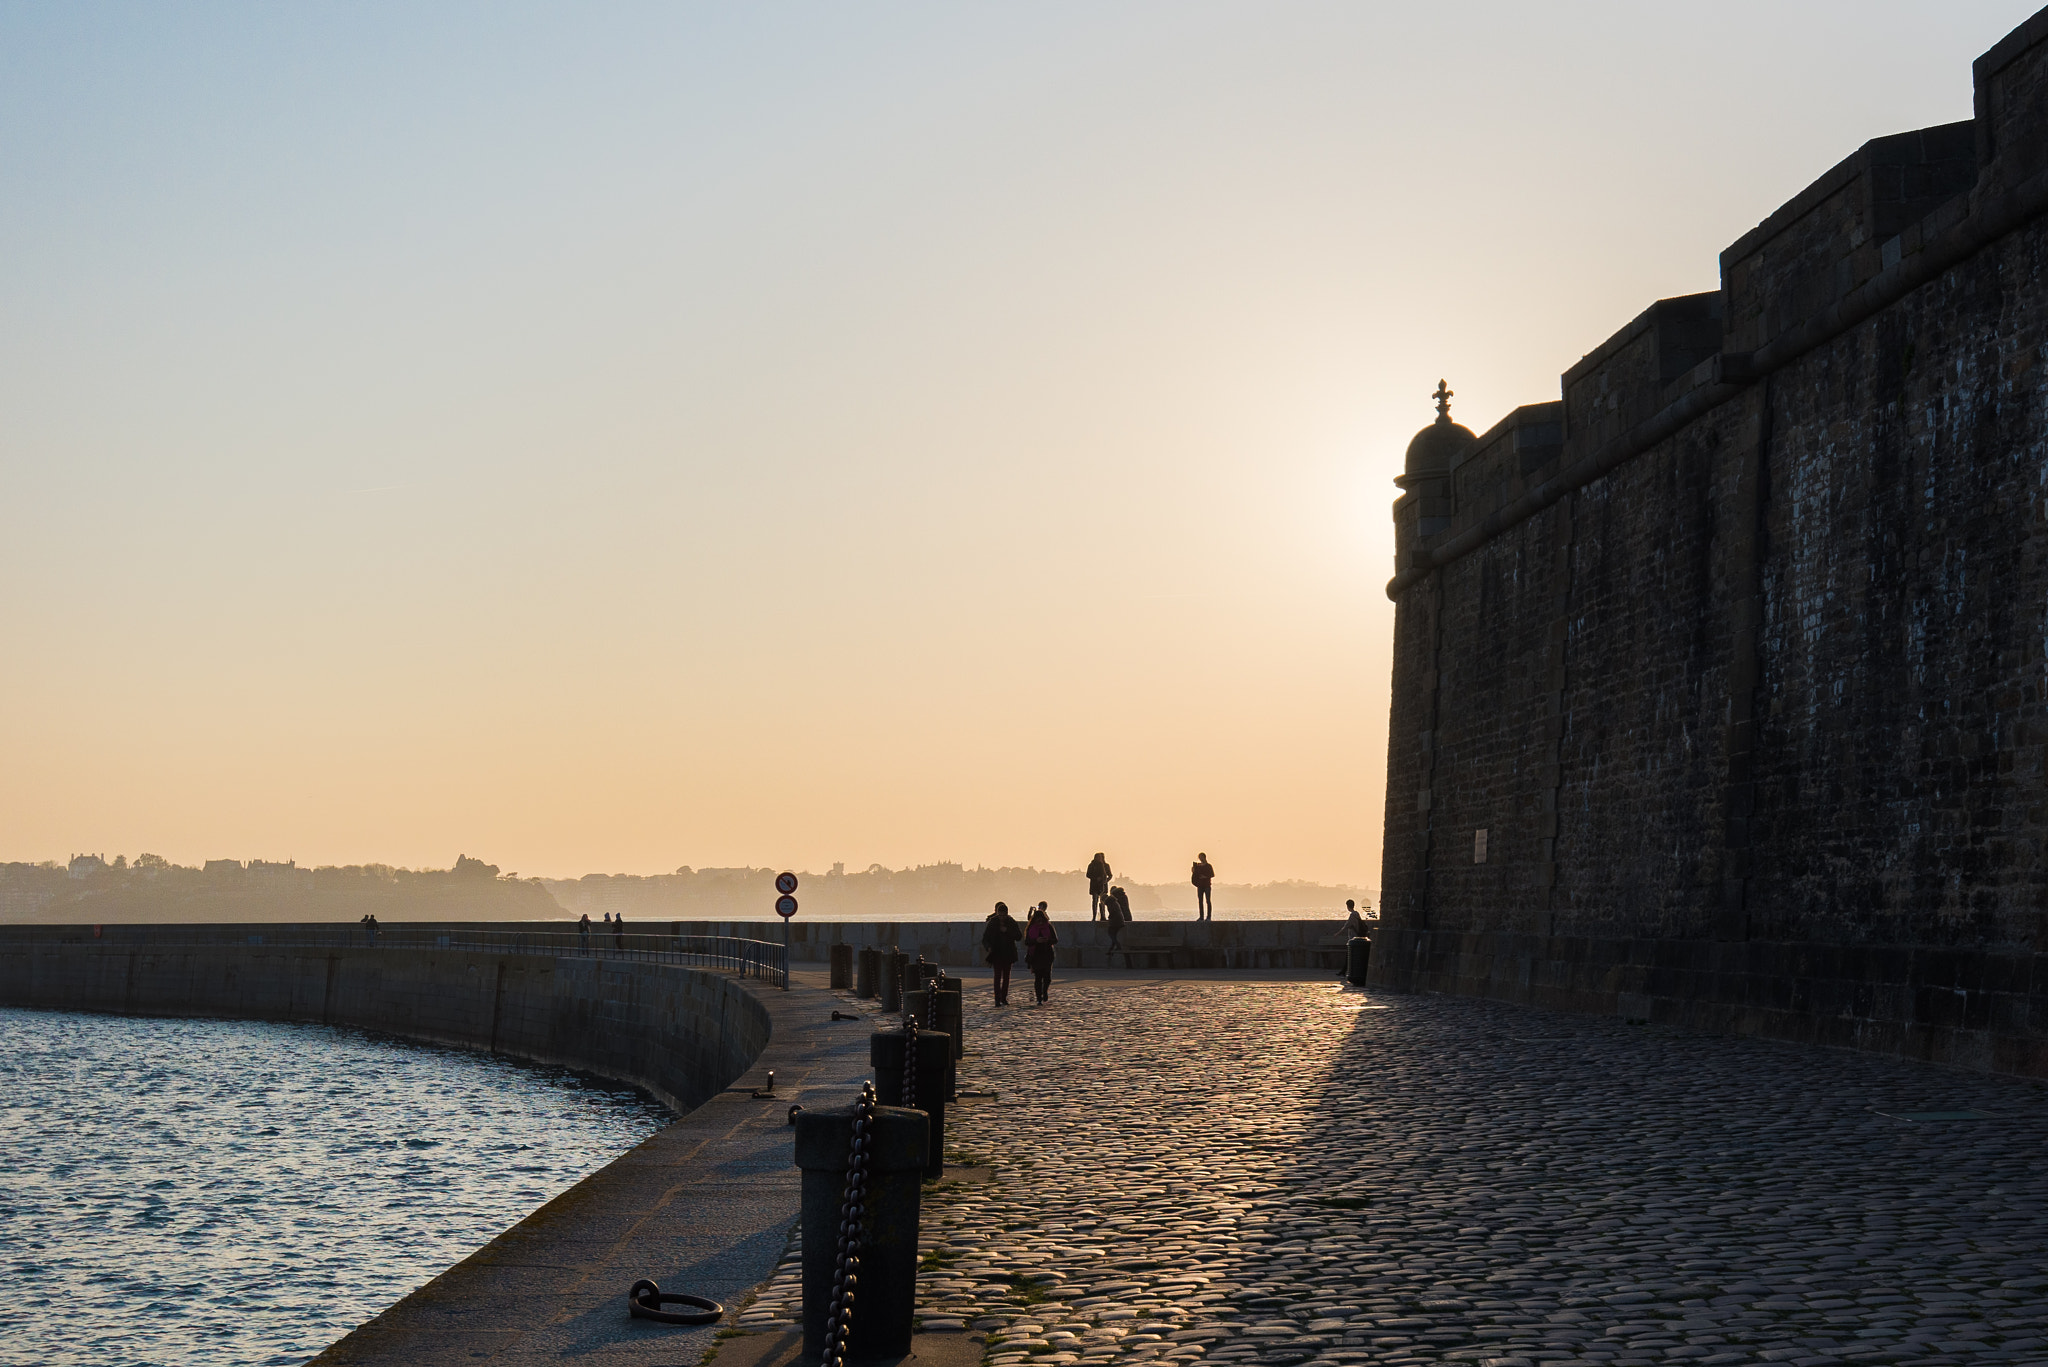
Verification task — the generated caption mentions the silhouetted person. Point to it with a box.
[1344,899,1367,940]
[613,912,627,951]
[1191,853,1215,921]
[982,902,1022,1007]
[1024,906,1059,1004]
[578,912,592,952]
[1086,853,1112,921]
[360,913,378,948]
[1105,886,1130,951]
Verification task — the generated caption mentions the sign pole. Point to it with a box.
[774,872,799,991]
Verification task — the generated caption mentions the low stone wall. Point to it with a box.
[1369,925,2048,1080]
[0,935,773,1115]
[663,918,1357,971]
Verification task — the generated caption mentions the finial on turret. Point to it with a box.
[1433,379,1453,423]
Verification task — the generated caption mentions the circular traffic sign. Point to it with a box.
[775,894,799,918]
[775,871,799,895]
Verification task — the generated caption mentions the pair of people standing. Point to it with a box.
[1090,851,1219,921]
[982,902,1058,1006]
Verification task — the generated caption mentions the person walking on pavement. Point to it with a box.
[982,902,1022,1007]
[1023,906,1060,1005]
[1191,852,1216,921]
[1086,853,1113,921]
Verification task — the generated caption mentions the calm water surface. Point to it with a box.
[0,1008,670,1367]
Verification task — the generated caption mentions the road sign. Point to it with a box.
[775,894,799,918]
[775,871,799,895]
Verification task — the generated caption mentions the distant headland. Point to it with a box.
[2,854,1371,924]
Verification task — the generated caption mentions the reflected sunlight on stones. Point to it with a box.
[743,980,2048,1367]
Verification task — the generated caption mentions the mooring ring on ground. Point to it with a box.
[627,1278,724,1325]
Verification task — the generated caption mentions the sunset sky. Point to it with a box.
[3,2,2036,887]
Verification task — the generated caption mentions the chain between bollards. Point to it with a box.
[820,1080,876,1367]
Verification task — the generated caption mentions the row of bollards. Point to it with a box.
[793,955,966,1360]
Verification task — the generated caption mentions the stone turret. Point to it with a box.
[1395,380,1477,491]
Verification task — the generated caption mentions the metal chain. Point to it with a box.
[901,995,918,1111]
[822,1080,875,1367]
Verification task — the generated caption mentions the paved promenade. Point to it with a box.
[740,973,2048,1367]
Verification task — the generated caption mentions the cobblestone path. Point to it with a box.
[743,979,2048,1367]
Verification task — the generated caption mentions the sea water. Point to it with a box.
[0,1008,670,1367]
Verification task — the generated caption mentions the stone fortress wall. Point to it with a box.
[1375,8,2048,1078]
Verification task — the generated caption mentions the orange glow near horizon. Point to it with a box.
[2,2,2034,887]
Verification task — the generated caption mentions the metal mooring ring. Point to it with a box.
[627,1278,725,1325]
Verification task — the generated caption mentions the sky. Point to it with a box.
[2,1,2040,887]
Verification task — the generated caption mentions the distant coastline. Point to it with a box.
[545,863,1373,923]
[3,855,1372,925]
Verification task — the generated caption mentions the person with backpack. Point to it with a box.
[982,902,1022,1006]
[1023,906,1060,1005]
[1105,886,1131,952]
[1191,852,1216,921]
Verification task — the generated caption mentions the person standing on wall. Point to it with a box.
[1023,906,1060,1005]
[982,902,1022,1007]
[1191,853,1215,921]
[1086,853,1113,921]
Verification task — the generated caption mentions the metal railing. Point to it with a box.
[1,927,789,988]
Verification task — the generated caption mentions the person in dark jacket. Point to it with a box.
[1344,899,1367,940]
[1106,886,1131,951]
[1023,906,1059,1004]
[1086,853,1113,921]
[982,902,1022,1006]
[578,912,592,951]
[613,912,627,951]
[1191,853,1216,921]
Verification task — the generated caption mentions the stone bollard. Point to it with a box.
[906,959,940,993]
[795,1101,928,1361]
[1347,936,1372,986]
[880,950,905,1012]
[856,946,879,999]
[870,1028,952,1178]
[830,943,854,990]
[909,980,963,1056]
[935,979,963,1061]
[904,986,961,1100]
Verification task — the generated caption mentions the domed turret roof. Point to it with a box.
[1398,380,1475,487]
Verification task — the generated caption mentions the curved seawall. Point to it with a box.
[0,933,772,1115]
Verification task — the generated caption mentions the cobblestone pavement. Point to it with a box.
[738,978,2048,1367]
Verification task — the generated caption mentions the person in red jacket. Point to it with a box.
[1191,853,1215,921]
[1023,906,1060,1005]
